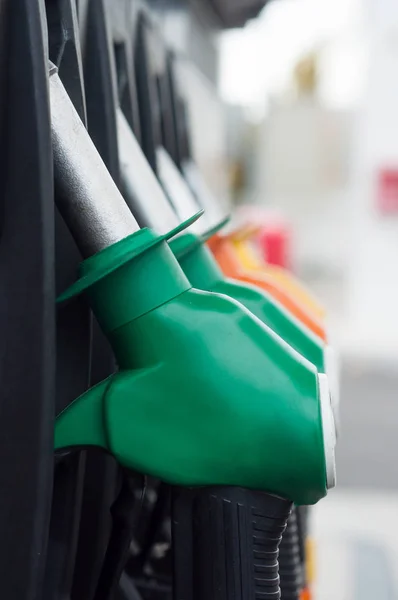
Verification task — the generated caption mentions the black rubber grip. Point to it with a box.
[172,486,292,600]
[278,507,303,600]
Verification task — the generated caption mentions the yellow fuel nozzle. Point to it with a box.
[229,227,326,321]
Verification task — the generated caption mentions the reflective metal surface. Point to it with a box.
[117,108,179,235]
[182,158,230,230]
[156,146,205,234]
[50,67,139,257]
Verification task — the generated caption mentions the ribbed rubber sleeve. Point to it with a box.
[278,507,303,600]
[174,487,292,600]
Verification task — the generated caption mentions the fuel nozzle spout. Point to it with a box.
[116,108,181,235]
[49,64,140,256]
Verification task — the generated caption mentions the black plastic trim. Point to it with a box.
[0,2,55,598]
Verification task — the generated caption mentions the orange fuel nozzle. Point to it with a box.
[229,228,326,321]
[208,233,327,342]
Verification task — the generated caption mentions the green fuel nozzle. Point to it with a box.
[116,109,338,430]
[51,67,335,504]
[51,65,335,600]
[171,232,328,374]
[54,223,335,505]
[171,232,340,435]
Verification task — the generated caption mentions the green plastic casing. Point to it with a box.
[55,222,328,506]
[170,232,326,373]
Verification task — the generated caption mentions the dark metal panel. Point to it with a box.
[0,2,55,599]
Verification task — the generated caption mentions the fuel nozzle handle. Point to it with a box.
[49,65,139,257]
[173,486,292,600]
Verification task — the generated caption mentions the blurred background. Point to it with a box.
[150,0,398,596]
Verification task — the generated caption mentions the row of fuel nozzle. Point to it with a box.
[51,50,338,600]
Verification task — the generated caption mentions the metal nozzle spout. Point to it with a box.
[116,108,179,235]
[49,67,139,258]
[156,146,203,234]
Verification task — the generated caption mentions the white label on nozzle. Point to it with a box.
[318,373,336,490]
